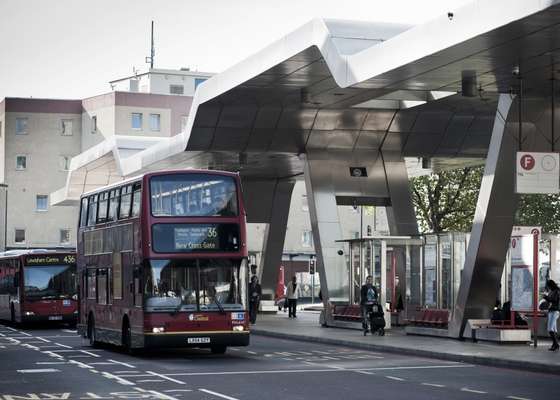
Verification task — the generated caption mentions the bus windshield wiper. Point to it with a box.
[214,297,225,314]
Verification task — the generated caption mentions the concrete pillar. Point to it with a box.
[257,180,295,299]
[449,94,518,338]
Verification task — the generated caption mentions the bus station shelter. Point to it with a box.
[52,0,560,338]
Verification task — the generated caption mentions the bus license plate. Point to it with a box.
[48,316,63,321]
[188,337,211,344]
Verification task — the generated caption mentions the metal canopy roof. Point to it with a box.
[54,0,560,203]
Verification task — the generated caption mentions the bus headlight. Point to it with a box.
[24,311,35,316]
[232,325,244,332]
[152,327,165,333]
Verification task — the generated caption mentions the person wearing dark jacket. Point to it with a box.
[544,279,560,351]
[360,275,378,333]
[249,276,262,324]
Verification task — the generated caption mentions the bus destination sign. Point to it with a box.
[152,223,240,253]
[25,254,76,266]
[174,226,220,251]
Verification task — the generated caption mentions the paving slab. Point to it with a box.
[250,311,560,374]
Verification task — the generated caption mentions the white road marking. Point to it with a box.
[81,350,101,357]
[386,376,405,381]
[36,361,67,365]
[147,390,180,400]
[164,390,193,393]
[89,362,116,365]
[101,371,135,385]
[230,348,240,351]
[461,388,487,394]
[113,374,153,378]
[507,396,532,400]
[146,371,186,385]
[114,370,138,374]
[166,364,473,377]
[199,388,240,400]
[17,368,60,373]
[422,383,446,388]
[62,329,77,333]
[36,337,51,343]
[137,379,165,383]
[69,360,94,369]
[44,351,64,359]
[52,343,73,349]
[246,351,257,355]
[108,359,136,368]
[68,355,94,358]
[355,370,375,375]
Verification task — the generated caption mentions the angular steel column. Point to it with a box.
[448,94,518,338]
[384,154,419,236]
[304,157,346,304]
[257,179,295,299]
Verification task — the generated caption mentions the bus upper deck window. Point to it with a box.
[79,197,88,227]
[131,183,141,217]
[87,195,98,226]
[108,189,120,221]
[119,186,132,219]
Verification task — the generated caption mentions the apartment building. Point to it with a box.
[0,68,211,250]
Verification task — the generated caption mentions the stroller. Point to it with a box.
[363,300,385,336]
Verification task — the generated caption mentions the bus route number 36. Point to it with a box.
[207,227,218,238]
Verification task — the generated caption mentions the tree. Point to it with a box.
[411,166,560,233]
[410,166,483,233]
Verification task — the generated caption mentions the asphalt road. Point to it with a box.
[0,322,558,400]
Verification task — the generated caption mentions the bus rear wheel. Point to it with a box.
[210,346,227,354]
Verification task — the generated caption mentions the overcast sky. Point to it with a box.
[0,0,473,101]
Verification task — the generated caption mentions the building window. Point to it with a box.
[15,117,28,135]
[180,115,188,132]
[301,195,309,212]
[150,114,161,131]
[60,229,70,245]
[301,230,313,248]
[15,155,27,170]
[36,195,48,211]
[194,78,207,90]
[129,79,139,92]
[59,155,71,171]
[61,119,73,136]
[14,229,25,244]
[92,116,97,133]
[170,84,184,95]
[131,113,143,130]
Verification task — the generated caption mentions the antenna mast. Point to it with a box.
[145,21,155,69]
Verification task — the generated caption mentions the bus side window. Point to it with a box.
[87,195,98,226]
[131,183,141,217]
[97,192,109,223]
[87,269,96,300]
[79,197,88,228]
[133,266,142,307]
[108,189,120,222]
[119,186,132,219]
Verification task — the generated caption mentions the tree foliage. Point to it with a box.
[410,166,483,233]
[411,166,560,233]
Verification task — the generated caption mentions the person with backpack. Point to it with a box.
[286,276,300,318]
[543,279,560,351]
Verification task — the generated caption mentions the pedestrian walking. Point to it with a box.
[543,279,560,351]
[249,275,262,324]
[286,276,300,318]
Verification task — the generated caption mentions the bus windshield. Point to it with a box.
[144,259,247,312]
[150,174,238,217]
[24,264,77,300]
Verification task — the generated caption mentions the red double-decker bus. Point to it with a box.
[77,170,249,354]
[0,250,78,324]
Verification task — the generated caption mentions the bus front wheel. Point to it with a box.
[210,346,227,354]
